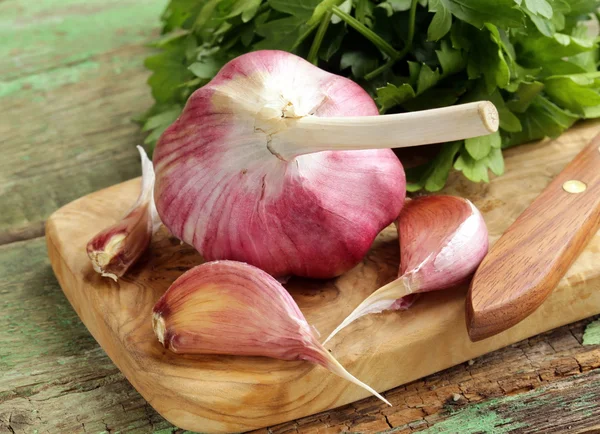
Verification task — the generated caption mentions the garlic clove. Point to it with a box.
[324,195,488,343]
[152,260,390,406]
[87,146,161,280]
[398,195,489,292]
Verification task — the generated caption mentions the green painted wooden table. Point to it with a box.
[3,1,600,433]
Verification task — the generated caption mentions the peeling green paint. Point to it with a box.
[415,406,528,434]
[0,61,100,98]
[0,0,167,81]
[583,320,600,345]
[382,377,600,434]
[0,53,145,99]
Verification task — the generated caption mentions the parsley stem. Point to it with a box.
[401,0,419,58]
[364,60,394,81]
[364,0,418,81]
[308,10,333,65]
[291,21,321,51]
[331,6,400,60]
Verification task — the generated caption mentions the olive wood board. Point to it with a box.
[46,121,600,433]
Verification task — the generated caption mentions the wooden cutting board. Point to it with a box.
[46,121,600,434]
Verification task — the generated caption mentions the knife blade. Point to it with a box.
[466,133,600,342]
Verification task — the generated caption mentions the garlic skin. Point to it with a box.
[324,195,488,344]
[153,50,406,278]
[152,260,390,406]
[87,146,161,280]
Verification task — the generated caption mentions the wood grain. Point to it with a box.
[45,122,600,433]
[0,0,167,240]
[5,2,600,431]
[2,237,600,433]
[467,135,600,341]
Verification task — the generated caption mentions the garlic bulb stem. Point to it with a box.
[271,101,499,160]
[323,277,411,345]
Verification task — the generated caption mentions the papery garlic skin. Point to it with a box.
[153,50,406,278]
[87,146,161,280]
[399,196,489,292]
[152,260,390,406]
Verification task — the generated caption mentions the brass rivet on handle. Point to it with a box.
[563,180,587,194]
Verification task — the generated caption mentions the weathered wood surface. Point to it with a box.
[45,121,600,432]
[0,0,166,242]
[3,0,600,432]
[3,236,600,433]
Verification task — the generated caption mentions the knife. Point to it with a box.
[466,134,600,342]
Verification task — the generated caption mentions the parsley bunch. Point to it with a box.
[140,0,600,191]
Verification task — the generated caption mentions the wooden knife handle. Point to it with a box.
[466,134,600,341]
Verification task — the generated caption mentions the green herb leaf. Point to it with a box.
[387,0,413,11]
[517,31,595,64]
[268,0,321,19]
[506,95,579,146]
[145,47,194,104]
[427,0,452,41]
[242,0,262,22]
[340,51,379,78]
[406,141,462,192]
[544,73,600,115]
[161,0,204,32]
[505,81,545,113]
[440,0,525,29]
[488,90,523,132]
[465,130,501,160]
[376,83,416,111]
[454,148,490,182]
[188,57,224,78]
[436,40,465,76]
[486,147,505,176]
[416,64,441,94]
[142,0,600,188]
[465,23,511,92]
[355,0,374,25]
[567,0,599,15]
[525,0,553,19]
[142,106,182,132]
[319,23,347,61]
[254,16,305,50]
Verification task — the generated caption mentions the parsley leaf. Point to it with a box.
[427,0,452,42]
[376,83,416,112]
[141,0,600,189]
